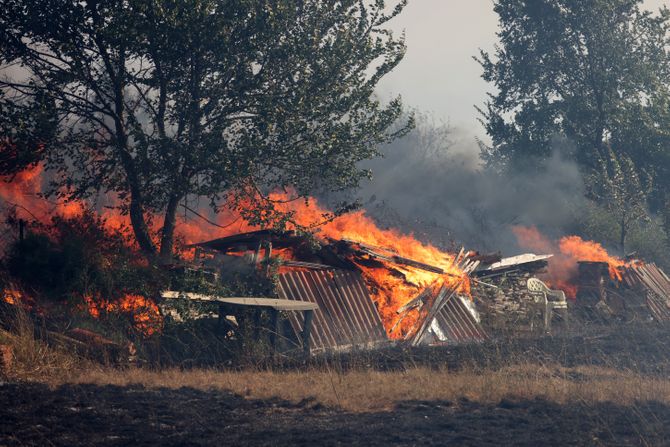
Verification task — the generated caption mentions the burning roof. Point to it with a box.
[192,229,487,352]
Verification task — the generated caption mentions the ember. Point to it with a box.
[83,294,162,336]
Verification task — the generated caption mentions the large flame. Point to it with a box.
[255,194,471,338]
[1,165,470,339]
[558,236,625,281]
[513,226,633,298]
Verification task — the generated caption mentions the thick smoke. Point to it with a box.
[343,115,586,254]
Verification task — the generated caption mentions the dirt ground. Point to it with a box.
[1,382,669,446]
[3,324,670,446]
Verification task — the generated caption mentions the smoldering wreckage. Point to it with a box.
[162,229,670,357]
[3,198,670,365]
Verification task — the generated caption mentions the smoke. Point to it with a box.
[345,114,586,253]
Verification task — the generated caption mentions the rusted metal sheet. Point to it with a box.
[622,263,670,322]
[277,269,388,352]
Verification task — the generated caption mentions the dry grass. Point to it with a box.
[4,306,670,413]
[59,363,670,412]
[0,307,89,383]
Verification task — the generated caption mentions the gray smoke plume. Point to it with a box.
[340,113,586,253]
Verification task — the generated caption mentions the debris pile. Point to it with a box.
[575,261,670,323]
[469,253,554,331]
[189,230,487,353]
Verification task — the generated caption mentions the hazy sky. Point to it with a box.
[379,0,669,139]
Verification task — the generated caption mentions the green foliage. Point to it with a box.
[0,0,412,261]
[588,146,652,254]
[575,201,670,269]
[477,0,670,177]
[478,0,670,254]
[3,211,167,302]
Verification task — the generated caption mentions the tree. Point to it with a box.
[477,0,670,174]
[588,145,651,255]
[0,0,411,262]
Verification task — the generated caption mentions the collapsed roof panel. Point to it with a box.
[430,295,488,344]
[477,253,553,273]
[622,263,670,322]
[189,230,304,253]
[277,269,388,352]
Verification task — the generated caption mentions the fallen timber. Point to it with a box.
[342,239,446,274]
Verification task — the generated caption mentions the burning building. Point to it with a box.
[184,230,488,354]
[574,261,670,322]
[3,165,670,358]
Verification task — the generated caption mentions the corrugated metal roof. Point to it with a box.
[277,269,388,352]
[432,295,488,343]
[622,263,670,322]
[413,285,488,345]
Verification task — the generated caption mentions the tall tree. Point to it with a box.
[477,0,670,174]
[0,0,411,262]
[588,146,651,255]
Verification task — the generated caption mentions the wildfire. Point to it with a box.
[513,226,636,298]
[84,293,162,336]
[1,164,471,339]
[251,194,471,338]
[558,236,625,281]
[2,289,20,305]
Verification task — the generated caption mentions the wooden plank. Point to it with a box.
[280,260,332,270]
[160,292,319,311]
[341,239,399,254]
[344,239,446,274]
[397,281,439,314]
[411,284,459,346]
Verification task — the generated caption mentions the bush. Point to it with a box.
[3,211,167,303]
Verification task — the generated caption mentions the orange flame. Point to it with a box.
[2,165,470,339]
[84,293,162,336]
[558,236,625,282]
[253,194,471,338]
[2,289,20,305]
[513,226,634,298]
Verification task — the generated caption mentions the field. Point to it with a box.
[2,322,670,446]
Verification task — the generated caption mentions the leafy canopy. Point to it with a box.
[477,0,670,174]
[0,0,412,260]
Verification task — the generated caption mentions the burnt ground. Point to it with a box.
[2,382,670,446]
[3,323,670,446]
[291,322,670,375]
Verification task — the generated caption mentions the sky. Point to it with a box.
[378,0,669,142]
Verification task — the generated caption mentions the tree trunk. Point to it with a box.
[117,147,157,259]
[159,193,182,265]
[129,196,157,259]
[620,217,626,258]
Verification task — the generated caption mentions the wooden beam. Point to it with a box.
[390,255,444,274]
[411,284,459,346]
[269,308,279,355]
[302,309,314,356]
[397,281,438,314]
[280,260,332,270]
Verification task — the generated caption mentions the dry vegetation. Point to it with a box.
[3,311,670,414]
[56,364,670,412]
[0,310,86,383]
